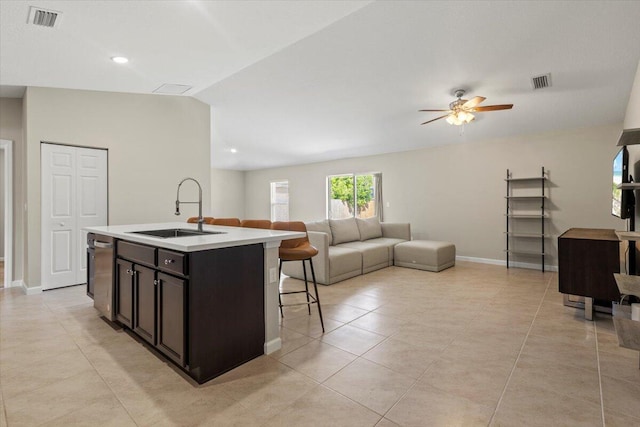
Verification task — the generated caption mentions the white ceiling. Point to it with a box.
[2,1,640,170]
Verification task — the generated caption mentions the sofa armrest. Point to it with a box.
[381,222,411,240]
[307,231,330,284]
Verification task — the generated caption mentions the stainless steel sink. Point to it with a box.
[128,228,226,238]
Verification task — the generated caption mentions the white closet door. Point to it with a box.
[75,147,108,284]
[41,144,107,290]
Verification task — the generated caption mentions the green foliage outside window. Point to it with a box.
[330,175,373,215]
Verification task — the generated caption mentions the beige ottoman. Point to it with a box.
[394,240,456,272]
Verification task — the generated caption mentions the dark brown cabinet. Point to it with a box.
[115,259,134,329]
[115,242,186,365]
[558,228,621,301]
[157,272,186,365]
[114,239,264,384]
[133,264,156,345]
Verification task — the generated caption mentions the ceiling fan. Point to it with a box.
[420,89,513,126]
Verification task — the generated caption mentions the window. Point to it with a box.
[327,173,382,220]
[270,181,289,222]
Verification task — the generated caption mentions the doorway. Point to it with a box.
[0,139,12,288]
[41,143,108,290]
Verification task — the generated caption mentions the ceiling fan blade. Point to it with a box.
[473,104,513,112]
[462,96,486,109]
[420,114,451,125]
[418,109,451,112]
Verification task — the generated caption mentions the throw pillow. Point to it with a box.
[356,217,383,241]
[329,218,361,245]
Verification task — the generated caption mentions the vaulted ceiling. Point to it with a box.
[2,1,640,170]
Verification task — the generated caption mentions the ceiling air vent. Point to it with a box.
[531,73,551,90]
[153,84,192,95]
[28,6,62,28]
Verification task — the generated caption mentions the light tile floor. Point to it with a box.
[1,262,639,426]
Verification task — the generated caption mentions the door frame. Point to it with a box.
[0,139,13,288]
[40,141,108,290]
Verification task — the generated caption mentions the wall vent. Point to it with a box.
[28,6,62,28]
[531,73,552,90]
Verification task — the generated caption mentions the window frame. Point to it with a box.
[326,172,381,220]
[270,180,289,222]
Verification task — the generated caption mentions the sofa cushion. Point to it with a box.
[328,246,362,278]
[306,220,333,246]
[329,218,361,245]
[366,237,408,263]
[337,241,389,273]
[356,218,383,241]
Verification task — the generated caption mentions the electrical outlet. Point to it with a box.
[269,267,278,283]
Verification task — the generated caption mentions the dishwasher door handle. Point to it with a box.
[94,241,113,249]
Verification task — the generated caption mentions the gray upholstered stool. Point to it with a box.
[394,240,456,272]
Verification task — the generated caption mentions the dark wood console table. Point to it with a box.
[558,228,621,320]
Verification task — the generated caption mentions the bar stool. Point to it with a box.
[240,219,272,229]
[187,216,215,224]
[211,218,241,227]
[271,221,324,332]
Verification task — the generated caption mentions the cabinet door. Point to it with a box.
[115,259,134,328]
[157,272,186,366]
[133,265,156,345]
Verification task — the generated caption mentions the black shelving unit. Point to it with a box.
[505,167,548,272]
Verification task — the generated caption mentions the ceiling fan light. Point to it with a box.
[446,115,458,125]
[465,113,475,123]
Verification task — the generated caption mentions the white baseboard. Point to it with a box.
[456,256,504,266]
[10,279,23,288]
[264,337,282,355]
[456,255,558,272]
[21,282,43,295]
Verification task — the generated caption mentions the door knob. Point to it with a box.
[59,222,65,226]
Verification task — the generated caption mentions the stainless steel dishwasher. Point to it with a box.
[87,233,116,321]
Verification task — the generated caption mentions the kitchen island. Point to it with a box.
[84,222,304,384]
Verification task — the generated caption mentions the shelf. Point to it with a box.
[615,231,640,241]
[616,183,640,190]
[505,167,547,272]
[504,249,546,255]
[505,196,547,200]
[613,273,640,298]
[505,177,547,182]
[505,232,550,238]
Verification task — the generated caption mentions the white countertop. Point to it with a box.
[84,222,305,252]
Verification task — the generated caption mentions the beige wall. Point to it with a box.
[245,124,625,268]
[23,87,211,288]
[0,98,25,284]
[211,168,246,219]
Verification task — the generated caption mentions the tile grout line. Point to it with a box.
[71,326,141,426]
[487,271,554,425]
[594,319,606,426]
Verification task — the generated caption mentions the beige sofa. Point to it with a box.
[282,218,410,285]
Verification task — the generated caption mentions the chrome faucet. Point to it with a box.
[175,177,204,232]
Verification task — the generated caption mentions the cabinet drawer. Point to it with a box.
[117,241,156,266]
[158,249,187,276]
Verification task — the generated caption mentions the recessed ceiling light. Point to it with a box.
[230,148,238,154]
[111,56,128,64]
